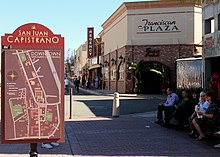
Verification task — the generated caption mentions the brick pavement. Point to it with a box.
[66,116,220,157]
[1,88,220,157]
[0,114,220,157]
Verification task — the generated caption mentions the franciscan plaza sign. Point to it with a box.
[138,19,180,33]
[135,14,185,35]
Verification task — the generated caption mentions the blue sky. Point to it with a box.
[0,0,145,56]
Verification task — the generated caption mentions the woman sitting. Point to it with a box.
[188,91,210,137]
[187,91,199,117]
[192,91,219,140]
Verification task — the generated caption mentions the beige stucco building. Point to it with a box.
[99,0,202,93]
[74,43,87,78]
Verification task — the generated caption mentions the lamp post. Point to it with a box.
[111,58,116,65]
[116,55,124,91]
[99,63,105,92]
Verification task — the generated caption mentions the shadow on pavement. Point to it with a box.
[75,99,161,117]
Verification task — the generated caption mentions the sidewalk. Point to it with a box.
[1,112,220,156]
[79,87,167,100]
[1,89,220,156]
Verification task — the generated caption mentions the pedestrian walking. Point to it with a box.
[64,77,69,94]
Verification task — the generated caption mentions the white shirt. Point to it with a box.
[64,79,69,85]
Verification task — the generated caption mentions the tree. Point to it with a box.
[127,60,146,93]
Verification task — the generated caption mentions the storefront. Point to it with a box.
[100,0,202,93]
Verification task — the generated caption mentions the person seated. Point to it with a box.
[187,91,199,118]
[188,91,210,137]
[192,91,219,141]
[155,87,179,127]
[173,89,190,130]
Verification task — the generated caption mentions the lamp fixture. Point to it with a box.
[104,60,109,66]
[111,58,116,65]
[119,55,123,60]
[99,63,104,67]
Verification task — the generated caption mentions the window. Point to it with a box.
[205,18,214,34]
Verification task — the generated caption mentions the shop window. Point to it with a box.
[205,17,214,34]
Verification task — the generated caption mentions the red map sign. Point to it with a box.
[1,23,64,144]
[2,23,63,47]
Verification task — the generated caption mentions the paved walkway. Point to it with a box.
[1,89,220,156]
[1,113,220,156]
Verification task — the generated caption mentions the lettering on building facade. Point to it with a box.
[145,48,160,57]
[137,19,181,34]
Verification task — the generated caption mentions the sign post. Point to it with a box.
[1,23,65,156]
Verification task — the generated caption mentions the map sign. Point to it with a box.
[1,23,64,144]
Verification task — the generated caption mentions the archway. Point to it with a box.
[138,61,171,94]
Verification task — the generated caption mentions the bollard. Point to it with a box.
[112,92,120,117]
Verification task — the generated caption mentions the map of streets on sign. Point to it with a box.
[4,50,61,141]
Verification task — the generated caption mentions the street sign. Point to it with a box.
[1,23,64,144]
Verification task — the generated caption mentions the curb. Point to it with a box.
[79,87,167,100]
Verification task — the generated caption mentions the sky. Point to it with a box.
[0,0,146,57]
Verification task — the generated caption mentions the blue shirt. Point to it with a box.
[164,93,179,107]
[198,101,210,113]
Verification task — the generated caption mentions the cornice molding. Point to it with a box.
[102,0,200,30]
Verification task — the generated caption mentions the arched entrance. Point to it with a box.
[138,61,170,94]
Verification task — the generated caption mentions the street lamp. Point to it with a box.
[119,55,123,62]
[111,58,116,65]
[99,63,105,91]
[104,60,109,66]
[116,55,124,91]
[117,55,124,80]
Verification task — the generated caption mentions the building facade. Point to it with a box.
[100,0,202,93]
[74,43,87,78]
[203,1,220,98]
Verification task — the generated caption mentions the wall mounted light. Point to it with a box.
[104,60,109,66]
[111,58,116,65]
[119,55,124,63]
[99,63,104,67]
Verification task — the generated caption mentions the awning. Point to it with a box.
[88,64,100,70]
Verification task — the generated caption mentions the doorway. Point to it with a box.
[138,61,170,94]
